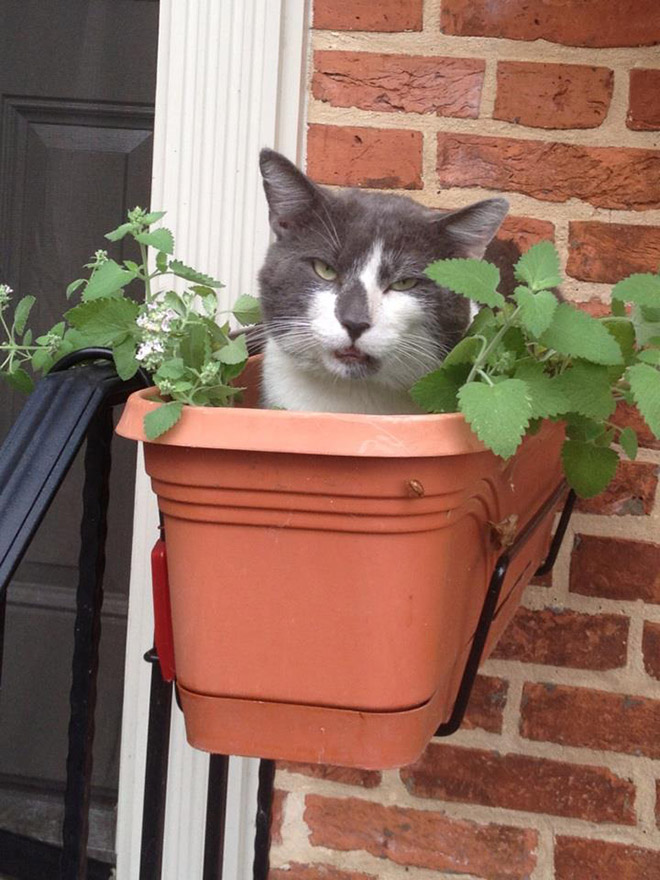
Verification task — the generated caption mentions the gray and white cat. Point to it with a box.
[258,149,508,414]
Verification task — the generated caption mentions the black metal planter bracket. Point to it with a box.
[435,483,576,737]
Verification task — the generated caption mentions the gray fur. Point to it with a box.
[257,149,508,412]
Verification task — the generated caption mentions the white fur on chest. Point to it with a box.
[261,340,422,415]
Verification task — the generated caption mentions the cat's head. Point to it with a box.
[258,149,508,391]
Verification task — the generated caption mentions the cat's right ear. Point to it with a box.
[260,149,323,238]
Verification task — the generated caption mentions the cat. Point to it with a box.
[257,148,509,415]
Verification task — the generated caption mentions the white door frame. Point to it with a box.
[116,2,309,876]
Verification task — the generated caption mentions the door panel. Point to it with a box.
[0,0,159,836]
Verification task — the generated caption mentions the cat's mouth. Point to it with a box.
[334,346,374,367]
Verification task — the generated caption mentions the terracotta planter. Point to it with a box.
[117,355,564,769]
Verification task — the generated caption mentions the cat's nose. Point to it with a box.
[342,319,371,342]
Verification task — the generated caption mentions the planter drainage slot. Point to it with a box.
[0,351,575,880]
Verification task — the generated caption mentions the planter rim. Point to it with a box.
[116,387,494,458]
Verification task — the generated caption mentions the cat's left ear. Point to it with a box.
[436,198,509,258]
[259,148,324,239]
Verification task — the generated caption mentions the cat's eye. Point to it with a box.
[389,278,418,291]
[312,259,338,281]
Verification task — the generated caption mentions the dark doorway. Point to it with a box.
[0,0,159,867]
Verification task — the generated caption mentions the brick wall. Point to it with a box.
[268,1,660,877]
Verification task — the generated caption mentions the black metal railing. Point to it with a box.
[0,352,575,879]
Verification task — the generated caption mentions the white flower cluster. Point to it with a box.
[0,283,13,309]
[135,298,180,371]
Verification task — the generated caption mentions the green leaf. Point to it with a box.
[163,291,186,315]
[425,259,505,308]
[13,295,36,335]
[179,321,209,371]
[564,417,602,443]
[561,439,619,498]
[638,348,660,365]
[216,334,248,365]
[631,303,660,348]
[619,426,638,460]
[156,251,169,273]
[169,260,224,288]
[602,318,636,363]
[144,401,184,440]
[458,378,532,459]
[191,286,218,317]
[557,361,616,421]
[467,306,497,336]
[65,297,140,345]
[104,222,134,242]
[410,364,468,413]
[514,364,570,419]
[540,303,623,366]
[31,347,53,373]
[66,278,86,299]
[443,336,482,367]
[231,294,262,326]
[5,367,34,393]
[514,241,562,292]
[142,210,167,225]
[513,286,558,338]
[201,384,243,406]
[83,260,136,301]
[113,336,139,381]
[626,362,660,438]
[135,228,175,255]
[154,357,186,382]
[23,329,32,346]
[612,273,660,308]
[611,298,626,317]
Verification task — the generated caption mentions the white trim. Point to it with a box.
[116,1,309,877]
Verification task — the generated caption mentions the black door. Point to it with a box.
[0,0,159,863]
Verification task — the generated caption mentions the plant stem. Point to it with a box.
[139,241,152,304]
[476,369,494,386]
[466,305,521,383]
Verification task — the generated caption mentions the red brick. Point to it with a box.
[531,568,552,587]
[270,864,376,880]
[628,69,660,131]
[643,621,660,680]
[304,795,537,880]
[555,836,660,879]
[461,674,508,734]
[491,607,628,669]
[313,51,485,118]
[614,401,660,450]
[576,461,658,516]
[568,221,660,283]
[271,790,286,846]
[570,535,660,604]
[495,62,613,130]
[314,0,422,32]
[308,124,422,190]
[575,299,611,318]
[401,742,635,824]
[520,682,660,757]
[279,762,381,789]
[436,133,660,210]
[657,780,660,828]
[441,0,660,48]
[497,215,556,249]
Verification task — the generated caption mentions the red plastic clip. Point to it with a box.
[151,536,176,682]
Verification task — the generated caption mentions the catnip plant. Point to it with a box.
[0,208,260,440]
[411,241,660,498]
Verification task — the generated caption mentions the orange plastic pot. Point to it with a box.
[117,355,564,769]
